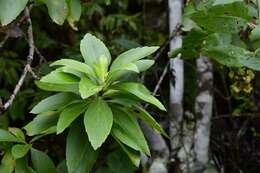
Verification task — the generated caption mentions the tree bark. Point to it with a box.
[168,0,190,172]
[168,0,184,149]
[193,56,214,172]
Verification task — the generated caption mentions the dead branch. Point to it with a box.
[1,7,35,111]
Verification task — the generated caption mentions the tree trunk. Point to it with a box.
[193,56,214,172]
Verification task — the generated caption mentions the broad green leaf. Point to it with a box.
[0,152,15,173]
[67,0,82,30]
[203,45,245,67]
[116,140,140,167]
[0,0,28,25]
[106,63,139,84]
[107,149,135,173]
[250,25,260,41]
[31,148,56,173]
[57,160,68,173]
[31,93,78,114]
[42,0,68,25]
[84,97,113,150]
[66,121,98,173]
[191,2,250,33]
[11,144,31,159]
[80,33,111,66]
[111,82,166,111]
[201,1,251,20]
[203,33,232,48]
[37,70,79,93]
[0,129,20,143]
[24,111,59,136]
[79,77,103,99]
[110,46,159,71]
[40,70,79,84]
[111,107,150,155]
[213,0,243,5]
[239,56,260,70]
[29,126,57,143]
[133,106,168,137]
[59,67,85,78]
[135,60,154,72]
[36,81,78,93]
[204,45,260,70]
[15,158,35,173]
[57,102,87,134]
[51,59,95,77]
[192,14,247,34]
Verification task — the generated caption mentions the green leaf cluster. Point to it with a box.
[0,128,56,173]
[25,33,166,172]
[0,0,81,29]
[170,0,260,70]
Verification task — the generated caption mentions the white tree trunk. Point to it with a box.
[168,1,192,172]
[193,56,213,172]
[168,0,184,148]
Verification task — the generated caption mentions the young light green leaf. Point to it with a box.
[79,77,103,99]
[40,70,79,84]
[0,0,28,25]
[106,63,139,84]
[66,121,98,173]
[110,46,159,71]
[134,59,154,72]
[93,55,109,83]
[8,128,25,143]
[111,107,150,155]
[30,93,78,114]
[0,129,20,143]
[51,59,95,77]
[24,111,59,136]
[31,148,57,173]
[84,97,113,150]
[80,33,111,66]
[41,0,68,25]
[111,82,166,111]
[133,106,168,137]
[59,67,85,78]
[11,144,31,159]
[57,102,87,134]
[36,81,78,93]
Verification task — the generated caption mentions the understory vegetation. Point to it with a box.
[0,0,260,173]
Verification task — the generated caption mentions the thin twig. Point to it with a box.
[0,34,9,48]
[144,61,169,109]
[154,24,181,61]
[153,61,169,96]
[2,7,35,111]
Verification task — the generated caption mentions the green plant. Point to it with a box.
[25,33,167,172]
[0,127,58,173]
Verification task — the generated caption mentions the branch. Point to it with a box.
[1,7,35,111]
[0,34,9,48]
